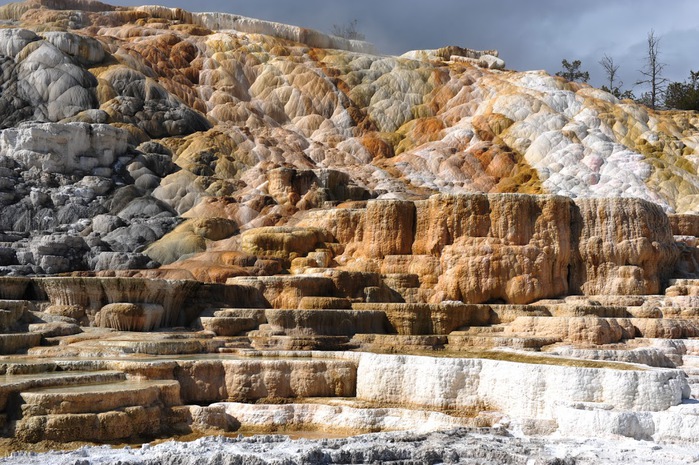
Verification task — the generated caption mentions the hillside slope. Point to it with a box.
[1,0,699,276]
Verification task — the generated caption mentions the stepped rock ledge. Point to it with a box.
[1,0,699,463]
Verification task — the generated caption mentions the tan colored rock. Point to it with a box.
[27,322,81,338]
[160,250,256,283]
[298,297,352,310]
[354,200,415,259]
[630,318,699,339]
[240,227,333,266]
[505,316,636,345]
[198,315,258,336]
[668,214,699,237]
[0,277,30,299]
[421,194,571,304]
[19,380,180,417]
[0,299,28,330]
[174,360,227,403]
[35,277,106,318]
[265,309,388,336]
[179,404,235,433]
[563,295,648,307]
[96,303,165,332]
[36,277,201,327]
[660,306,699,319]
[323,269,382,301]
[145,218,239,265]
[546,303,630,318]
[267,168,370,208]
[99,278,200,327]
[486,304,551,324]
[380,255,441,288]
[173,359,357,403]
[570,198,679,295]
[44,304,86,321]
[0,333,42,354]
[296,208,365,246]
[229,275,335,309]
[222,359,356,401]
[352,334,448,352]
[352,302,490,335]
[13,378,180,443]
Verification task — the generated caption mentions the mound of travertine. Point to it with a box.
[3,0,699,454]
[1,0,699,278]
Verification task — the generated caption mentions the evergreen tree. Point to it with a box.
[556,59,590,83]
[665,71,699,111]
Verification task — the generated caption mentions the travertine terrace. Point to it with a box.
[2,0,699,458]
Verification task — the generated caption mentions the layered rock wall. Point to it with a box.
[418,194,571,304]
[570,198,679,295]
[33,277,262,328]
[174,358,357,403]
[321,194,678,304]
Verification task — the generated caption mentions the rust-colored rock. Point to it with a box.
[420,194,571,304]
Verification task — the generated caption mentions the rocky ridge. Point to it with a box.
[1,0,699,460]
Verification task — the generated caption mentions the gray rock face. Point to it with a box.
[100,67,210,138]
[40,31,105,66]
[0,30,100,126]
[0,118,181,275]
[91,252,158,271]
[29,234,90,274]
[0,29,39,59]
[91,214,125,235]
[0,122,127,175]
[102,218,179,254]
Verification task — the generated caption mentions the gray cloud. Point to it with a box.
[3,0,697,94]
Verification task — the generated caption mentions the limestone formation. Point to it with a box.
[96,303,165,332]
[0,32,99,125]
[420,194,571,304]
[570,198,679,295]
[505,316,635,345]
[4,0,699,457]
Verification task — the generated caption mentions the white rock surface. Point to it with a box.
[40,31,105,65]
[193,12,376,54]
[353,352,689,419]
[0,122,128,174]
[555,401,699,443]
[215,402,478,433]
[0,28,38,58]
[4,428,699,465]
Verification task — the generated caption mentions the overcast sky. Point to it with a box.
[4,0,699,95]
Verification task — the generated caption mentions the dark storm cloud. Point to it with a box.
[6,0,698,93]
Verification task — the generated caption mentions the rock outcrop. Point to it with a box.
[1,0,699,278]
[3,0,699,456]
[571,198,679,295]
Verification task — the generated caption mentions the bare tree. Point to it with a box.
[599,54,620,91]
[599,54,634,99]
[636,30,668,109]
[330,19,365,41]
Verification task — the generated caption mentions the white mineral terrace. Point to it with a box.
[0,349,698,464]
